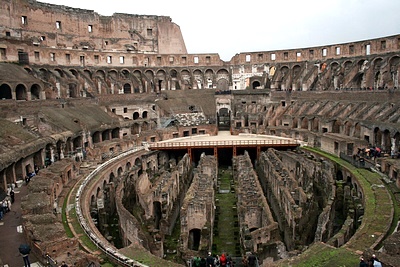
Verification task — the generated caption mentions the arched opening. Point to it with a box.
[69,83,79,98]
[153,201,162,229]
[16,84,27,100]
[188,229,201,251]
[131,123,140,134]
[0,84,12,99]
[92,131,101,143]
[252,81,261,89]
[30,84,41,100]
[123,83,131,94]
[133,112,140,120]
[142,111,148,119]
[112,128,120,139]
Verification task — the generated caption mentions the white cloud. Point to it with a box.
[40,0,400,61]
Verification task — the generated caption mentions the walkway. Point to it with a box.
[0,182,41,267]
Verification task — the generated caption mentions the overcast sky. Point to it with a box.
[41,0,400,61]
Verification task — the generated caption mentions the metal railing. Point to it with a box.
[150,139,299,149]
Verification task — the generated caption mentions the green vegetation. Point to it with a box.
[212,168,241,256]
[274,147,394,266]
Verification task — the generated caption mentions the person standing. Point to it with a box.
[359,256,368,267]
[10,189,15,203]
[247,252,257,267]
[19,244,31,267]
[0,201,4,220]
[206,252,215,267]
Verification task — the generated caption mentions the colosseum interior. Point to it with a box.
[1,1,400,267]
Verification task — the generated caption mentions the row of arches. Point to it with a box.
[292,116,400,153]
[0,83,43,100]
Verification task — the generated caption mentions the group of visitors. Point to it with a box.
[0,189,14,220]
[192,252,258,267]
[192,252,234,267]
[359,254,382,267]
[25,164,40,184]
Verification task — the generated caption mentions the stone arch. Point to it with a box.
[374,127,382,147]
[330,61,340,70]
[53,68,64,78]
[123,83,132,94]
[188,228,201,250]
[69,69,79,79]
[332,120,342,133]
[170,69,178,78]
[336,170,344,181]
[375,71,383,89]
[300,117,308,129]
[111,128,120,139]
[142,121,149,131]
[205,69,214,88]
[217,78,229,90]
[382,129,391,152]
[344,121,352,136]
[180,69,191,90]
[292,118,298,128]
[145,70,155,92]
[30,84,41,100]
[389,55,400,67]
[193,69,203,89]
[292,65,301,77]
[117,167,123,177]
[142,111,148,119]
[353,122,361,138]
[92,131,101,143]
[108,69,118,80]
[102,130,110,141]
[133,112,140,120]
[68,83,79,98]
[343,60,353,71]
[0,83,12,99]
[121,69,130,79]
[310,117,319,132]
[156,69,166,91]
[131,123,140,134]
[393,132,400,153]
[83,69,92,79]
[126,162,131,171]
[109,172,115,184]
[373,57,383,69]
[16,84,27,100]
[134,157,141,167]
[252,80,261,89]
[95,70,106,80]
[133,70,142,80]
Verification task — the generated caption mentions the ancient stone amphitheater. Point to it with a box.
[0,1,400,267]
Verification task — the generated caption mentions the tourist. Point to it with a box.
[19,244,31,267]
[10,189,15,203]
[200,257,207,267]
[359,256,368,267]
[226,253,233,267]
[219,253,227,267]
[193,256,201,267]
[241,255,248,267]
[206,252,215,267]
[0,201,4,220]
[247,252,257,267]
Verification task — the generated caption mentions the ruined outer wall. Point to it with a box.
[1,0,186,54]
[231,35,400,64]
[233,152,279,253]
[180,154,217,256]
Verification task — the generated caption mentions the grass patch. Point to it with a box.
[212,168,241,256]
